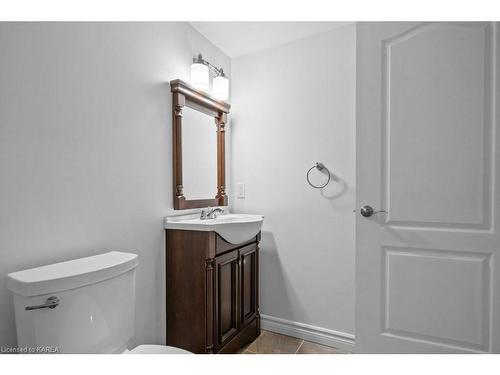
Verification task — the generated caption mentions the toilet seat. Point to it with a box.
[127,344,192,354]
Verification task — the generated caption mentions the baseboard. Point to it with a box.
[260,314,356,353]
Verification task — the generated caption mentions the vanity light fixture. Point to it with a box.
[190,55,209,91]
[190,54,229,100]
[212,73,229,101]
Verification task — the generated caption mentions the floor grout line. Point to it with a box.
[294,340,305,354]
[243,330,345,354]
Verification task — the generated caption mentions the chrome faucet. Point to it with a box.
[200,207,224,220]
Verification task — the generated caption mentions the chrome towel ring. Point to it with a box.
[306,162,331,189]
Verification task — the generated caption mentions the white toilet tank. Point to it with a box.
[6,251,138,354]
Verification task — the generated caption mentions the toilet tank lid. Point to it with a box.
[6,251,138,297]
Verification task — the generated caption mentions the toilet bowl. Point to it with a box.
[124,345,190,354]
[6,251,191,354]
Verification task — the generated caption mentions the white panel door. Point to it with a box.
[356,22,500,353]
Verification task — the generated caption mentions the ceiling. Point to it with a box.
[189,22,352,58]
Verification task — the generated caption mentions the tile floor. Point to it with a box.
[239,330,350,354]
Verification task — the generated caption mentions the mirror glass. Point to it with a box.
[182,107,217,200]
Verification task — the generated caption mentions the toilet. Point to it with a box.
[6,251,190,354]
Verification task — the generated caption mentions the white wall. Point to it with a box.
[230,25,356,339]
[0,22,230,348]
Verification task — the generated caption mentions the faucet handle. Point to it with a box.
[211,207,224,219]
[200,207,210,220]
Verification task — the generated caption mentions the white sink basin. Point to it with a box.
[164,213,264,244]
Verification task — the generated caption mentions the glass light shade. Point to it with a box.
[213,75,229,101]
[190,62,209,91]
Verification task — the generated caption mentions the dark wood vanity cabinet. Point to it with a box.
[165,229,260,353]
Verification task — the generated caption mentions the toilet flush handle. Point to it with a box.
[25,296,60,311]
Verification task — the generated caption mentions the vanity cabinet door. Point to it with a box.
[239,244,258,327]
[214,250,239,349]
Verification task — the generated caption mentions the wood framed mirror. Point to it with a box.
[170,79,230,210]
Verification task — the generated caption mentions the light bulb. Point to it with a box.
[213,75,229,100]
[190,62,209,91]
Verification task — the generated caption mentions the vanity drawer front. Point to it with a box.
[215,233,260,256]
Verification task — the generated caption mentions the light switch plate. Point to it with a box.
[237,183,245,199]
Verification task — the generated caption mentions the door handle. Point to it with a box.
[25,296,60,311]
[359,205,388,217]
